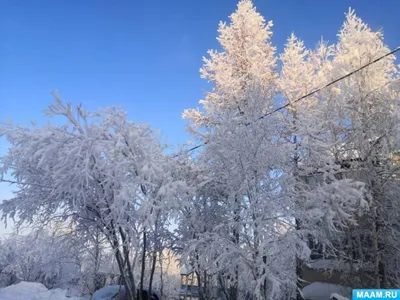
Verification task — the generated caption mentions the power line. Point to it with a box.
[178,46,400,156]
[173,143,206,158]
[257,46,400,121]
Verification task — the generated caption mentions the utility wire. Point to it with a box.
[257,46,400,121]
[177,46,400,156]
[173,143,205,158]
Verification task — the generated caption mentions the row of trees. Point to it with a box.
[0,223,112,291]
[0,229,83,289]
[182,1,399,299]
[0,225,181,298]
[0,1,399,299]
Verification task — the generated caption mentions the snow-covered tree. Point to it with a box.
[182,1,300,299]
[276,24,382,297]
[276,8,400,293]
[0,96,188,300]
[326,9,400,288]
[0,229,83,289]
[183,0,276,128]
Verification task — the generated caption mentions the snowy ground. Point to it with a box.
[0,281,88,300]
[302,282,351,300]
[0,280,352,300]
[93,285,125,300]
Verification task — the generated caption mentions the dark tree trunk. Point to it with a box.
[119,227,136,300]
[139,231,147,300]
[262,255,267,299]
[196,271,204,300]
[296,218,304,300]
[203,271,207,299]
[158,250,164,299]
[229,195,240,300]
[108,222,136,300]
[115,244,135,300]
[149,250,157,296]
[218,274,230,300]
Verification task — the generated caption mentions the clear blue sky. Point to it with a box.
[0,0,399,233]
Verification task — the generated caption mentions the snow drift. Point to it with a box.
[0,281,84,300]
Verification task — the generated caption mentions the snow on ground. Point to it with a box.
[0,281,87,300]
[0,280,352,300]
[331,292,350,300]
[93,285,125,300]
[302,282,352,300]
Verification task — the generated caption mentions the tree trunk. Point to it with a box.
[93,232,101,293]
[149,213,161,297]
[262,255,267,300]
[115,245,135,300]
[372,213,381,288]
[230,196,240,300]
[203,271,208,299]
[195,252,205,300]
[295,218,304,300]
[109,224,136,300]
[218,274,230,300]
[196,271,204,300]
[371,173,385,289]
[158,250,164,299]
[119,227,136,300]
[139,231,147,300]
[292,128,305,300]
[149,250,157,296]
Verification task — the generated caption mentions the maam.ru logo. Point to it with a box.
[353,289,400,299]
